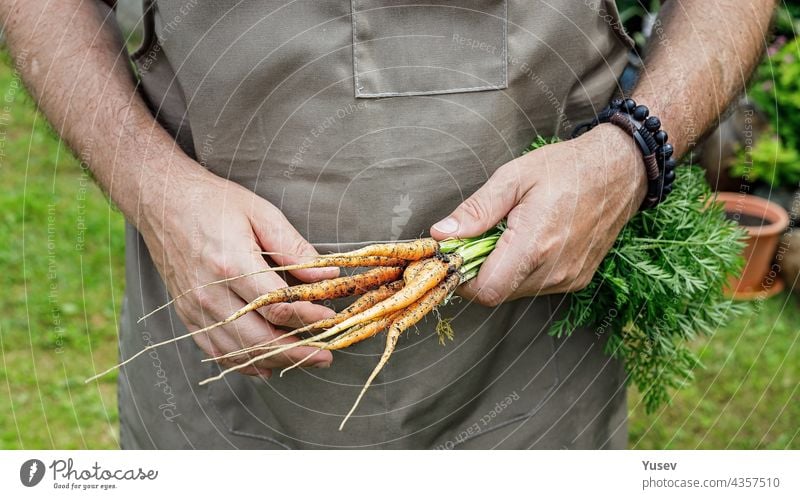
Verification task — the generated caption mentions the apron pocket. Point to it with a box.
[351,0,508,97]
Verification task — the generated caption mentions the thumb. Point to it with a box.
[431,167,521,239]
[250,202,339,283]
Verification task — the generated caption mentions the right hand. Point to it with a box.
[138,162,338,378]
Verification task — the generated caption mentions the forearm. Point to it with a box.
[633,0,776,157]
[0,0,203,228]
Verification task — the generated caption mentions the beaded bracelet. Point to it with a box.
[572,98,676,210]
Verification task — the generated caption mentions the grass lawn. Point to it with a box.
[629,295,799,449]
[0,49,796,450]
[0,49,124,449]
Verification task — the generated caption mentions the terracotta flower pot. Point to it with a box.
[715,192,790,300]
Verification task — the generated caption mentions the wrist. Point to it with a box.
[582,123,648,207]
[572,97,677,210]
[135,155,220,236]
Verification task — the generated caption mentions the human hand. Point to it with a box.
[430,124,647,306]
[138,162,338,377]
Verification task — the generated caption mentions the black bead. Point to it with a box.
[665,159,677,172]
[659,143,674,158]
[611,98,624,109]
[633,105,649,121]
[661,184,673,197]
[654,130,668,145]
[623,98,637,113]
[664,170,676,184]
[644,116,661,131]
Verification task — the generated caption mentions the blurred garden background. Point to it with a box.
[0,1,798,449]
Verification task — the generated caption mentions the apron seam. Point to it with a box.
[356,84,507,98]
[350,0,361,97]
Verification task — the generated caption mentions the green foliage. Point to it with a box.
[522,135,560,154]
[0,47,124,449]
[749,37,800,152]
[547,165,747,413]
[773,2,800,39]
[731,133,800,187]
[615,0,661,50]
[742,36,800,189]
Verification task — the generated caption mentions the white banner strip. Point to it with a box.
[1,450,797,498]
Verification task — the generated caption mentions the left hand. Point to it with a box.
[430,124,648,306]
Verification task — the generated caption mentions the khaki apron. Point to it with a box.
[118,0,634,449]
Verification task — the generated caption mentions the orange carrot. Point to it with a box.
[210,280,405,362]
[317,257,452,339]
[339,271,461,430]
[198,258,453,385]
[403,258,429,283]
[324,311,402,350]
[137,255,406,323]
[300,280,404,333]
[260,255,408,272]
[277,312,403,377]
[86,266,403,383]
[325,238,439,260]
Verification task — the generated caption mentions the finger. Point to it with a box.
[466,203,543,306]
[217,331,333,372]
[248,332,333,371]
[231,365,273,378]
[186,285,333,369]
[248,200,338,282]
[227,254,336,328]
[430,160,526,240]
[261,301,336,330]
[204,311,334,371]
[211,300,332,369]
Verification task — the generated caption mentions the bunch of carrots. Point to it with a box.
[87,226,504,429]
[86,136,745,424]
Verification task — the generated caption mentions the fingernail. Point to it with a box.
[312,361,331,369]
[433,217,459,235]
